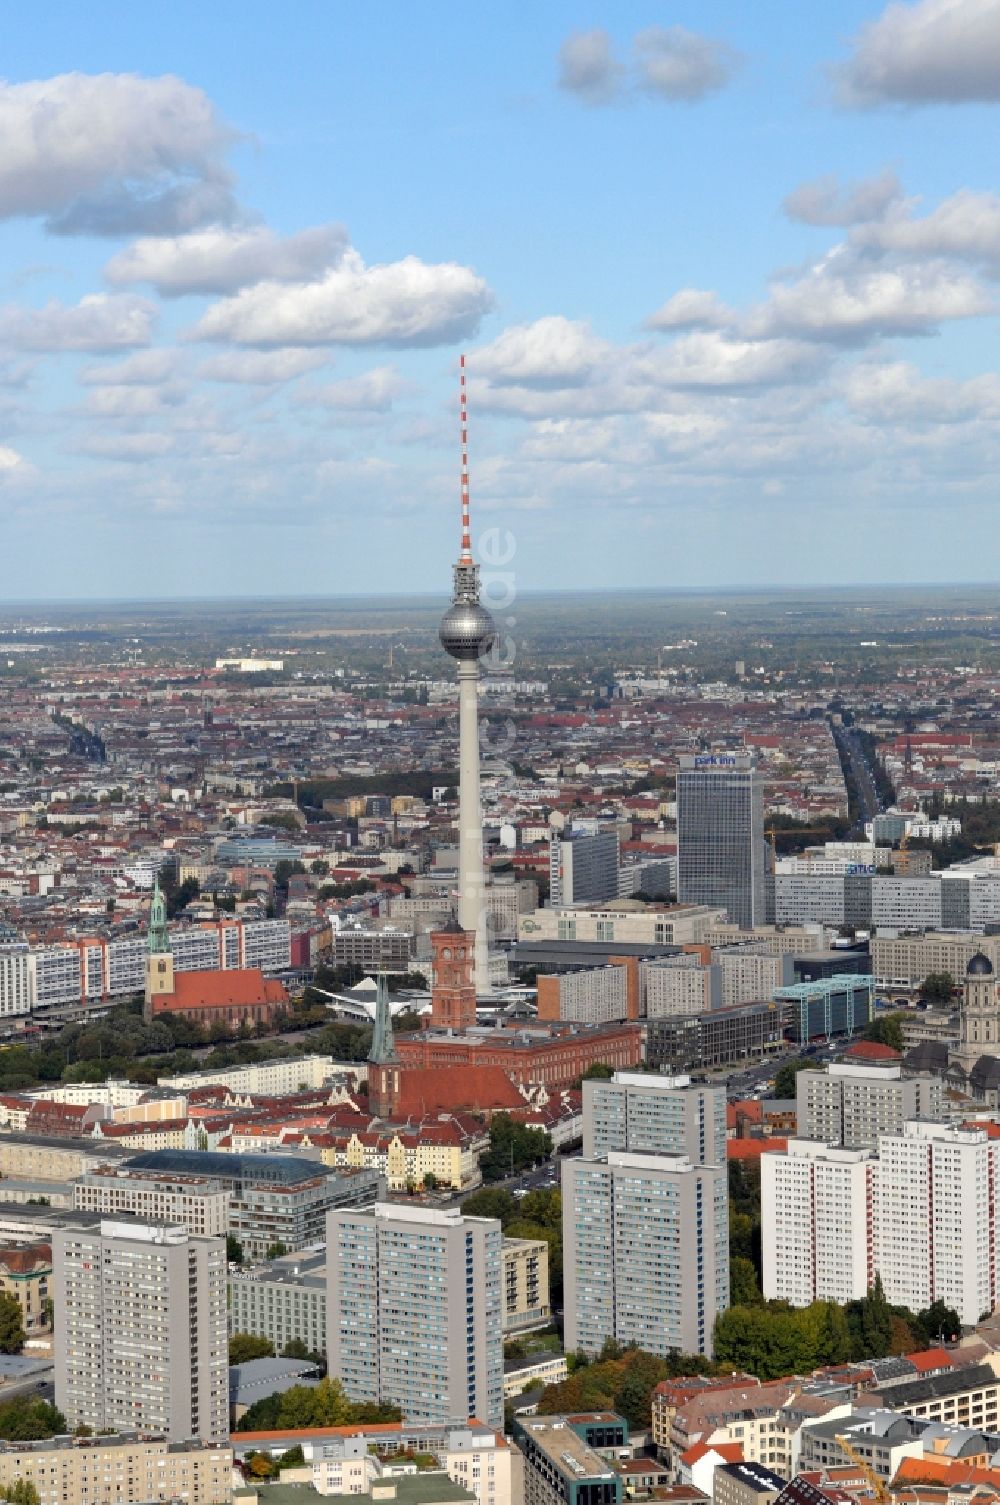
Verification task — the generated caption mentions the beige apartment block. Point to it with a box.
[0,1435,232,1505]
[502,1237,550,1333]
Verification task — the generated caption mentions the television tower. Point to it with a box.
[438,354,495,993]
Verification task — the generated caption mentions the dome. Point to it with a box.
[439,598,495,661]
[968,952,994,976]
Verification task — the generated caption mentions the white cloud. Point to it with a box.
[301,366,410,412]
[842,359,1000,422]
[105,224,347,297]
[749,258,992,342]
[0,71,239,234]
[79,349,178,385]
[78,432,174,460]
[558,29,625,105]
[838,0,1000,106]
[473,316,615,388]
[0,445,25,473]
[783,169,903,226]
[190,249,493,347]
[0,293,155,351]
[634,26,741,102]
[198,349,328,384]
[854,187,1000,267]
[83,384,183,417]
[639,331,830,389]
[645,288,733,331]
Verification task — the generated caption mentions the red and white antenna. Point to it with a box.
[459,353,472,563]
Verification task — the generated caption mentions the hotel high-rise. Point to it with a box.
[677,753,767,928]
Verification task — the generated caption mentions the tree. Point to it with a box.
[0,1483,40,1505]
[729,1257,762,1307]
[423,1172,439,1191]
[574,1062,615,1086]
[773,1058,812,1100]
[461,1189,516,1224]
[915,1299,962,1346]
[859,1274,893,1360]
[0,1397,66,1441]
[0,1293,24,1355]
[479,1114,552,1182]
[226,1235,244,1265]
[229,1333,275,1365]
[864,1014,904,1051]
[266,1241,288,1260]
[921,972,956,1005]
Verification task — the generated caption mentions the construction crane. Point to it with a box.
[835,1433,888,1504]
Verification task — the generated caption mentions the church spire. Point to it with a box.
[368,972,398,1065]
[148,876,170,956]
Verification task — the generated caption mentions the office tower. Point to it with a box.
[583,1070,726,1165]
[549,828,620,907]
[439,355,495,994]
[327,1202,504,1429]
[677,754,767,929]
[52,1218,228,1441]
[562,1151,728,1358]
[761,1139,875,1305]
[796,1063,944,1149]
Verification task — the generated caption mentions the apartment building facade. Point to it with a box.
[52,1218,228,1442]
[563,1150,728,1359]
[327,1203,504,1430]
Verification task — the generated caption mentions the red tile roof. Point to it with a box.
[154,967,287,1012]
[727,1137,788,1160]
[393,1065,523,1117]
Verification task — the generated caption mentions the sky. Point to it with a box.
[4,0,1000,597]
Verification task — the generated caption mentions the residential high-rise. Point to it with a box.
[582,1070,726,1165]
[439,355,496,994]
[52,1218,228,1441]
[562,1150,728,1358]
[761,1139,875,1306]
[796,1063,944,1149]
[327,1202,504,1429]
[762,1121,1000,1327]
[875,1120,996,1326]
[549,828,620,907]
[677,754,767,929]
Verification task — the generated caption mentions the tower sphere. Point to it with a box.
[439,598,496,661]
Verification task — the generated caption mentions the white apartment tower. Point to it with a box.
[327,1202,504,1430]
[762,1139,875,1306]
[876,1121,996,1326]
[763,1121,1000,1327]
[53,1219,228,1441]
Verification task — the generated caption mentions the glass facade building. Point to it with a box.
[677,755,767,929]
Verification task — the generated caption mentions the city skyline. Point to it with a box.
[3,1,1000,597]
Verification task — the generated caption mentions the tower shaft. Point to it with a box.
[457,660,488,991]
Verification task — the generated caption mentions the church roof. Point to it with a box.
[154,967,287,1012]
[968,952,994,976]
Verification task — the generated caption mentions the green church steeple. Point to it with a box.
[368,972,398,1065]
[148,878,170,955]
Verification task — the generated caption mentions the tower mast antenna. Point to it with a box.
[460,353,472,563]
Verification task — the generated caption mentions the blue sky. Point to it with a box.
[4,0,1000,597]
